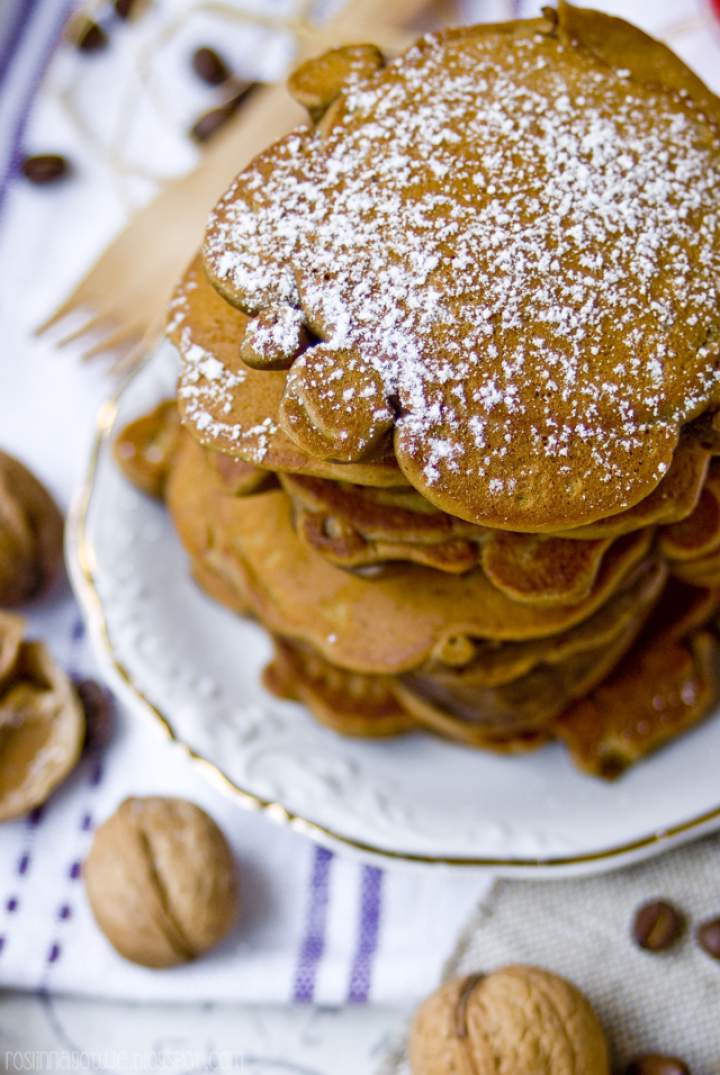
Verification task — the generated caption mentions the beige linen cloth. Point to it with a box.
[387,835,720,1073]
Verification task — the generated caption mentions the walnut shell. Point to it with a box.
[0,639,85,821]
[0,612,23,690]
[84,796,238,968]
[409,965,610,1075]
[0,451,63,607]
[114,400,180,498]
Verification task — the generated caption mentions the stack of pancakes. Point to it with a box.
[117,3,720,777]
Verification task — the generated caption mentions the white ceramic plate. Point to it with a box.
[67,342,720,876]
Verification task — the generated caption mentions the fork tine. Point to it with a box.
[56,310,114,348]
[81,323,143,361]
[111,327,161,375]
[35,284,102,336]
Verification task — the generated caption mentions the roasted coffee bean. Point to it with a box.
[192,46,230,86]
[190,103,234,143]
[624,1055,690,1075]
[75,678,114,754]
[114,0,138,18]
[21,154,70,185]
[632,900,684,951]
[74,18,108,52]
[189,82,256,143]
[696,915,720,960]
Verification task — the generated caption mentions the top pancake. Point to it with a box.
[203,3,720,533]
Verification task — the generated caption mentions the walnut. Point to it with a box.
[0,638,85,821]
[114,400,179,498]
[84,797,238,967]
[409,965,610,1075]
[0,612,23,690]
[0,451,63,607]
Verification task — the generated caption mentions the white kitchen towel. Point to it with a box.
[0,0,718,1007]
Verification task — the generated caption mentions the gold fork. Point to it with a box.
[38,0,445,368]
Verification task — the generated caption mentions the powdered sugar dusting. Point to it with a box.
[203,21,720,527]
[244,305,307,364]
[168,283,278,463]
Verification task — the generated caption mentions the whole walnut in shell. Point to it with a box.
[0,451,63,607]
[84,796,238,967]
[410,965,610,1075]
[0,635,85,821]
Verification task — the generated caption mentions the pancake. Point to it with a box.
[418,559,666,688]
[208,452,276,497]
[287,44,385,124]
[659,463,720,562]
[395,610,646,747]
[294,506,479,575]
[114,400,180,498]
[555,578,720,776]
[556,432,710,540]
[264,635,543,750]
[280,472,483,542]
[691,408,720,455]
[263,559,661,750]
[283,449,704,593]
[204,4,720,532]
[171,257,405,488]
[670,550,720,588]
[283,465,654,607]
[264,637,415,737]
[556,629,718,779]
[187,483,663,688]
[281,470,483,574]
[645,576,720,641]
[166,431,653,675]
[262,568,718,772]
[480,532,612,607]
[188,552,251,617]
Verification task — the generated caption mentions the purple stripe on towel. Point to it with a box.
[0,0,36,85]
[292,846,334,1002]
[0,1,72,215]
[347,865,383,1004]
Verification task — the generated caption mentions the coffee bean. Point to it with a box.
[74,18,108,52]
[114,0,138,18]
[190,102,235,143]
[625,1056,690,1075]
[189,82,256,143]
[192,46,230,86]
[696,915,720,960]
[632,900,684,951]
[21,154,70,185]
[75,678,114,754]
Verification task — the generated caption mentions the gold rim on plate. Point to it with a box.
[69,363,720,871]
